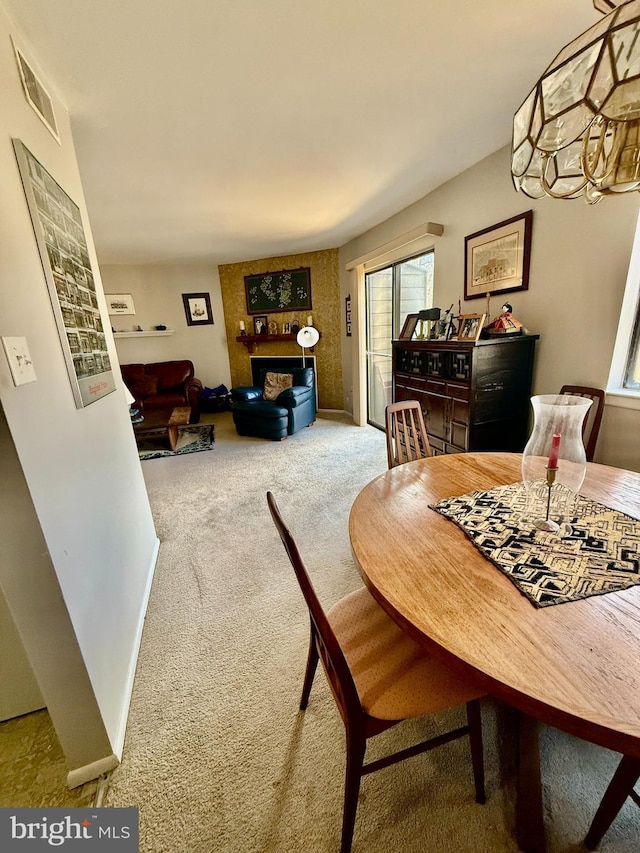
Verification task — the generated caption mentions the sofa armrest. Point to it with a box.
[185,378,204,422]
[231,386,264,402]
[277,386,313,408]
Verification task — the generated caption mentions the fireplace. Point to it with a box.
[250,355,317,407]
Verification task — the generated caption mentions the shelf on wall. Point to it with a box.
[113,330,175,338]
[236,333,296,353]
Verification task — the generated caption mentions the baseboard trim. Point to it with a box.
[67,754,119,789]
[111,535,160,758]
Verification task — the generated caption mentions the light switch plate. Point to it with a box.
[2,337,37,386]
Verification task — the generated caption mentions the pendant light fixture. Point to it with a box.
[511,0,640,203]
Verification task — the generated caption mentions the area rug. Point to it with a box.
[137,423,214,460]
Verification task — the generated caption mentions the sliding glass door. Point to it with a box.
[365,252,434,428]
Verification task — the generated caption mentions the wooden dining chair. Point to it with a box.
[385,400,432,469]
[585,755,640,849]
[559,385,605,463]
[267,491,485,853]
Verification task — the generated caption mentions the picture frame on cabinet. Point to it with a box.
[457,313,486,342]
[399,313,419,340]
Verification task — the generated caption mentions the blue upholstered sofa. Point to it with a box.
[231,367,316,440]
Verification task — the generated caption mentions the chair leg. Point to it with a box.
[299,624,319,710]
[341,729,366,853]
[585,755,640,850]
[466,699,486,804]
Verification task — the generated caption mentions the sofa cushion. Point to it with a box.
[126,376,159,399]
[146,360,194,391]
[263,372,293,401]
[121,363,146,385]
[232,400,288,419]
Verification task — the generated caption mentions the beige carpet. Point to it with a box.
[104,412,638,852]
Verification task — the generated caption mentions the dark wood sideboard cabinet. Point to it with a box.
[392,335,539,455]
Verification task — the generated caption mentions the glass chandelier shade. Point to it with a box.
[511,0,640,203]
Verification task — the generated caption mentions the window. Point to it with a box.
[365,251,434,428]
[607,210,640,407]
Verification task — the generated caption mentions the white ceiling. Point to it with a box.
[6,0,599,265]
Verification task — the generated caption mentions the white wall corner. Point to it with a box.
[111,535,160,759]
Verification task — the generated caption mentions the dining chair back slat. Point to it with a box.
[559,385,605,463]
[386,400,431,469]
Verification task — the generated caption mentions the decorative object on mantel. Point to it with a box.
[268,320,278,335]
[464,211,532,300]
[244,267,311,314]
[254,315,268,336]
[239,320,247,336]
[182,292,214,326]
[511,0,640,203]
[155,324,167,331]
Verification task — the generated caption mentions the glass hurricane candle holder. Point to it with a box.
[521,394,592,533]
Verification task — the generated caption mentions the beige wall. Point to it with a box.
[100,263,232,389]
[219,249,344,409]
[340,145,640,471]
[0,6,158,775]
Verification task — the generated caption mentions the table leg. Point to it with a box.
[167,425,179,451]
[516,711,547,853]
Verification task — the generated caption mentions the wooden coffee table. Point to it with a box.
[133,406,191,451]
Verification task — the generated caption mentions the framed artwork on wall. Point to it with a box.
[12,40,60,144]
[464,211,532,300]
[244,267,311,314]
[105,293,136,314]
[345,294,352,337]
[182,292,214,326]
[12,139,115,408]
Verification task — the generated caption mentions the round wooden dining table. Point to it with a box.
[349,452,640,852]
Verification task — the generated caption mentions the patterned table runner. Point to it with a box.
[431,483,640,607]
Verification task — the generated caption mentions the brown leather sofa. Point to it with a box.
[121,360,203,423]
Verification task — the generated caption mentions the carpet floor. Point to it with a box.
[104,412,639,852]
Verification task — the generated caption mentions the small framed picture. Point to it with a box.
[268,320,278,335]
[253,315,268,335]
[399,313,420,340]
[457,313,486,342]
[106,293,136,315]
[283,322,291,334]
[182,292,214,326]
